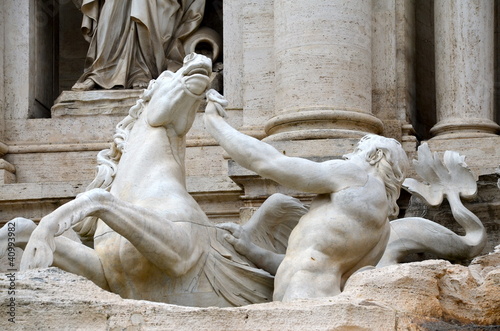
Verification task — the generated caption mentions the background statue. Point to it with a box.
[72,0,205,90]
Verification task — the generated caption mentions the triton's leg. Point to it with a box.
[377,217,476,268]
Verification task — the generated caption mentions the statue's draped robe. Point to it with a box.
[76,0,205,89]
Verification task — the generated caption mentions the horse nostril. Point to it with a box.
[184,53,196,64]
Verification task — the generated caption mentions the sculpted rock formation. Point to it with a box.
[1,249,498,329]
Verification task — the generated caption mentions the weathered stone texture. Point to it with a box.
[1,250,498,330]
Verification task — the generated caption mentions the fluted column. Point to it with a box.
[431,0,500,138]
[265,0,383,141]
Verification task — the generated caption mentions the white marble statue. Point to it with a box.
[0,63,488,306]
[0,54,307,307]
[72,0,205,90]
[204,90,410,301]
[377,143,487,267]
[205,90,487,302]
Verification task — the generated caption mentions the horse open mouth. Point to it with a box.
[183,69,211,96]
[185,67,210,77]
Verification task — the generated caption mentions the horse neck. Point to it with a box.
[166,129,187,178]
[115,117,189,189]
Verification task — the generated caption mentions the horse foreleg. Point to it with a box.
[53,236,109,290]
[0,218,37,259]
[20,191,106,270]
[85,190,203,276]
[1,217,108,289]
[22,188,202,277]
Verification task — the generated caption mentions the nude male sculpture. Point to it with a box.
[204,90,410,301]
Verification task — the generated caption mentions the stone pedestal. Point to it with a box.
[51,90,143,117]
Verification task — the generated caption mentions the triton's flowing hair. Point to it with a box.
[355,134,409,219]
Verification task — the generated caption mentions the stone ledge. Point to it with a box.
[0,250,498,330]
[51,89,144,118]
[0,182,87,201]
[0,176,241,202]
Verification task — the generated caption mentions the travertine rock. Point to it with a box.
[1,250,498,330]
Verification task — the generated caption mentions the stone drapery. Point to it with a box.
[73,0,205,89]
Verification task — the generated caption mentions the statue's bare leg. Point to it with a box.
[21,188,201,276]
[0,217,109,289]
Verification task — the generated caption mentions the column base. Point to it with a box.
[430,118,500,139]
[263,109,384,141]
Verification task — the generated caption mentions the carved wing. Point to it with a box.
[242,193,308,254]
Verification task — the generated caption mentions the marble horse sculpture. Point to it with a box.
[0,53,307,307]
[204,90,487,302]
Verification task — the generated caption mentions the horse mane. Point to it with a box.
[72,78,164,239]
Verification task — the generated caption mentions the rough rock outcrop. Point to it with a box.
[1,250,499,330]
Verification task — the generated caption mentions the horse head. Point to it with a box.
[144,53,212,136]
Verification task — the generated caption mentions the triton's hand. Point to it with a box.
[217,222,255,257]
[205,89,228,117]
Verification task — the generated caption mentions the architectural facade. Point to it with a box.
[0,0,499,254]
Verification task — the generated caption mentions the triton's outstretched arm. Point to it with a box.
[204,90,349,194]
